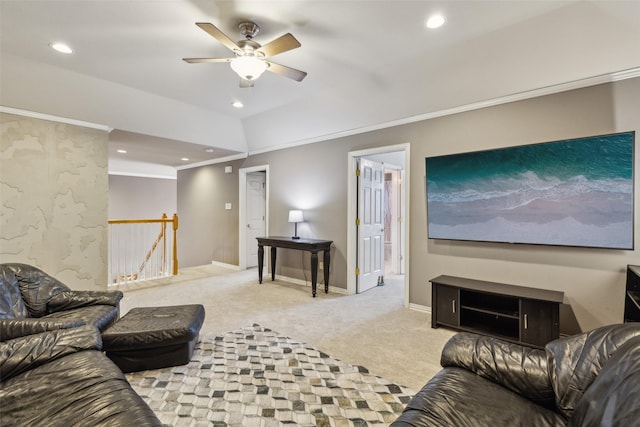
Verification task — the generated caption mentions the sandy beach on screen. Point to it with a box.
[428,191,633,248]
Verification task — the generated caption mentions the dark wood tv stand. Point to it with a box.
[624,265,640,323]
[431,275,564,348]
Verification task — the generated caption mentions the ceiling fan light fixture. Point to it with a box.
[426,14,446,29]
[230,56,268,81]
[50,42,73,54]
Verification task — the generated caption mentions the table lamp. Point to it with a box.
[288,210,304,239]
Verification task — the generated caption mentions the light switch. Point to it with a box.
[225,203,232,210]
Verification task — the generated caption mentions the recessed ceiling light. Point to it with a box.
[204,148,215,153]
[232,100,244,108]
[181,157,190,161]
[426,14,446,29]
[49,42,73,54]
[117,149,127,154]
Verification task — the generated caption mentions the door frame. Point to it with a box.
[239,165,269,270]
[347,143,410,306]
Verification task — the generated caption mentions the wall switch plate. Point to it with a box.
[225,203,232,210]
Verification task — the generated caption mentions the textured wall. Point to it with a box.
[0,112,109,289]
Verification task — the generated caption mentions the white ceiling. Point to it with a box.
[2,1,639,177]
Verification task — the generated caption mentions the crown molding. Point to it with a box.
[0,106,113,132]
[175,152,249,170]
[249,67,640,156]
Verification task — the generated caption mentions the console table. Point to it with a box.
[256,236,332,297]
[431,275,564,348]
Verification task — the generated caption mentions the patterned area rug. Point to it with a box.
[126,324,414,427]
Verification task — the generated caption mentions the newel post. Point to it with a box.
[172,213,179,275]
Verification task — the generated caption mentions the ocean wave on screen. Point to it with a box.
[428,171,632,210]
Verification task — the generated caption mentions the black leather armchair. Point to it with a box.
[393,323,640,426]
[0,263,122,340]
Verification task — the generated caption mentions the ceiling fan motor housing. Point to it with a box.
[237,39,262,56]
[238,22,260,39]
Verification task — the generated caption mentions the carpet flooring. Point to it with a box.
[126,324,415,427]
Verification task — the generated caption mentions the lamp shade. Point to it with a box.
[230,56,268,80]
[288,210,304,223]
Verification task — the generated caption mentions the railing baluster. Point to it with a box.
[106,214,179,286]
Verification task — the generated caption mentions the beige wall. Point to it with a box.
[411,81,638,332]
[109,175,176,220]
[178,79,639,331]
[177,160,244,267]
[0,113,109,289]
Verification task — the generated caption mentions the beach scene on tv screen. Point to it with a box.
[426,132,634,249]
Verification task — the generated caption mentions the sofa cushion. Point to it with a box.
[0,326,101,381]
[441,332,555,408]
[48,290,123,313]
[568,336,640,427]
[393,367,566,427]
[0,349,161,426]
[5,264,70,317]
[0,318,85,341]
[43,305,119,332]
[546,323,640,419]
[0,267,29,320]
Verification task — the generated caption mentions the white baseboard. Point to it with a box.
[271,274,432,303]
[409,303,431,314]
[274,275,348,295]
[211,261,240,270]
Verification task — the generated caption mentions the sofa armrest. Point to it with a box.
[441,332,555,407]
[47,290,123,313]
[0,318,86,341]
[0,325,101,381]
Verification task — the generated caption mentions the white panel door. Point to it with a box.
[246,172,266,267]
[357,158,385,293]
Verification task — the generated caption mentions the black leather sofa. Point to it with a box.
[0,325,162,426]
[0,263,122,339]
[392,323,640,427]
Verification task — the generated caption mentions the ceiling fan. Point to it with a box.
[183,21,307,88]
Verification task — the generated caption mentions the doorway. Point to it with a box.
[347,144,409,305]
[239,165,269,270]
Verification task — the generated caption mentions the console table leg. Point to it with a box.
[311,251,318,297]
[323,250,330,293]
[270,247,277,281]
[257,245,264,284]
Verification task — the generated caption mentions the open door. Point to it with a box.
[356,158,385,293]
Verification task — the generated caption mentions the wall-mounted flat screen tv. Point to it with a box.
[426,131,635,249]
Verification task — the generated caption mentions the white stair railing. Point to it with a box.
[107,213,178,286]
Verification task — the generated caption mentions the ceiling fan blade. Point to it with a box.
[183,57,232,63]
[265,61,307,82]
[196,22,241,53]
[256,33,301,58]
[240,78,254,88]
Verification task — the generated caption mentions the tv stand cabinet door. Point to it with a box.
[520,299,559,347]
[433,284,459,328]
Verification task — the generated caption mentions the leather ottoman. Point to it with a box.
[102,304,205,373]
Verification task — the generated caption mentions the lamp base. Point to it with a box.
[292,236,300,240]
